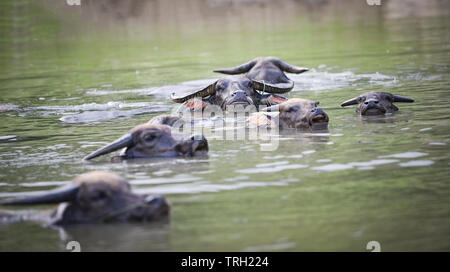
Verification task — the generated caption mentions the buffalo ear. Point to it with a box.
[259,94,288,106]
[182,98,209,111]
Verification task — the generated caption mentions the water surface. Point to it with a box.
[0,0,449,251]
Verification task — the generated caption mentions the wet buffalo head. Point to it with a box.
[263,98,329,130]
[171,75,292,110]
[341,92,414,115]
[83,123,208,161]
[214,56,309,92]
[1,171,170,225]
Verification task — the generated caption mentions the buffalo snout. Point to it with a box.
[174,134,209,156]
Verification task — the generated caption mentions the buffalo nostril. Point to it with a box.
[364,101,369,105]
[374,100,379,104]
[313,108,325,114]
[190,134,205,141]
[145,195,165,205]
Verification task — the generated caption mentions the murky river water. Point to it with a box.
[0,0,449,251]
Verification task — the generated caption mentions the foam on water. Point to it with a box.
[59,105,170,123]
[134,178,300,195]
[398,160,434,167]
[312,159,399,172]
[379,152,428,159]
[0,135,17,141]
[236,164,308,174]
[32,101,154,112]
[312,163,354,172]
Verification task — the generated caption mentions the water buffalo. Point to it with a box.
[248,98,329,130]
[152,98,329,131]
[340,92,414,115]
[171,57,308,111]
[214,56,309,92]
[171,75,290,112]
[83,123,208,161]
[0,171,169,225]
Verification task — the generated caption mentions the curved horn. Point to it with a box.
[1,185,79,205]
[252,79,294,94]
[340,96,361,107]
[393,95,414,103]
[213,60,257,75]
[171,82,216,103]
[275,59,309,74]
[83,133,134,160]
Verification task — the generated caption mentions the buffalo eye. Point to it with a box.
[358,96,366,103]
[286,107,296,113]
[216,82,226,91]
[90,190,107,201]
[143,133,158,142]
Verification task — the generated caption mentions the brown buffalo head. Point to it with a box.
[83,123,208,161]
[262,98,329,130]
[341,92,414,115]
[214,56,308,92]
[171,75,291,110]
[1,171,170,225]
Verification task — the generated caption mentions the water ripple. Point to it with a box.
[398,160,434,167]
[236,164,308,174]
[379,152,428,159]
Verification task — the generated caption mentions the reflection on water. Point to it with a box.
[0,0,450,251]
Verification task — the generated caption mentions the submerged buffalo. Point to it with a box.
[171,57,308,111]
[83,123,208,161]
[0,171,169,225]
[340,92,414,115]
[151,98,329,131]
[171,75,289,111]
[248,98,329,130]
[214,56,309,92]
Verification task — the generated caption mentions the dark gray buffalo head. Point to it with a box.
[171,75,291,111]
[214,56,309,92]
[259,98,329,130]
[1,171,170,225]
[83,123,208,161]
[341,92,414,115]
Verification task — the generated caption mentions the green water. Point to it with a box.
[0,0,449,251]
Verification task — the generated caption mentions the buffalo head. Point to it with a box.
[83,123,208,161]
[1,171,170,225]
[171,75,291,110]
[341,92,414,115]
[214,56,309,92]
